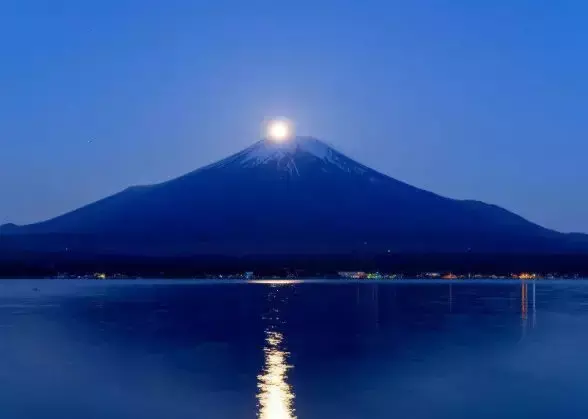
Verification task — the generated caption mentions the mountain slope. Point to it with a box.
[1,137,586,255]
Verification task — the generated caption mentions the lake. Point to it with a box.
[1,279,588,418]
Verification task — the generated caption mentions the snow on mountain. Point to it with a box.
[241,136,335,165]
[206,137,369,176]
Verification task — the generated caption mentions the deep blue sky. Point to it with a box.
[1,1,587,232]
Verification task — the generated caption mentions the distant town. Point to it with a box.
[46,271,583,280]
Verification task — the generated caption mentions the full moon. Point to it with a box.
[266,120,292,142]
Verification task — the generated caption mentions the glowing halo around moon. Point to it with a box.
[265,119,293,142]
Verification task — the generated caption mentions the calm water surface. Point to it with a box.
[1,279,588,418]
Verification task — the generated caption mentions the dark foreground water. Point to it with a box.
[1,280,588,418]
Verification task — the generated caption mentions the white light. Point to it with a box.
[267,120,292,142]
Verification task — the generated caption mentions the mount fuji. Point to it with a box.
[1,136,587,257]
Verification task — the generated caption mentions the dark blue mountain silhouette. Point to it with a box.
[2,137,587,256]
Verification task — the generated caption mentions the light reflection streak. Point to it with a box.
[532,281,536,328]
[519,280,538,339]
[521,282,528,321]
[256,286,297,419]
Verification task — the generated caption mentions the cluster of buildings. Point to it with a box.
[338,272,403,279]
[50,271,580,280]
[55,272,131,280]
[338,271,578,280]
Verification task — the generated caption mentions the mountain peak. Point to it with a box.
[6,133,588,257]
[206,136,369,177]
[242,136,331,164]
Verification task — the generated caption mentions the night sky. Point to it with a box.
[1,1,587,232]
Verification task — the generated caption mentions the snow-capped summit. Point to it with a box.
[2,135,587,256]
[241,136,332,166]
[207,136,368,176]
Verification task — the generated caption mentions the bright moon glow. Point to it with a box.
[267,120,292,142]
